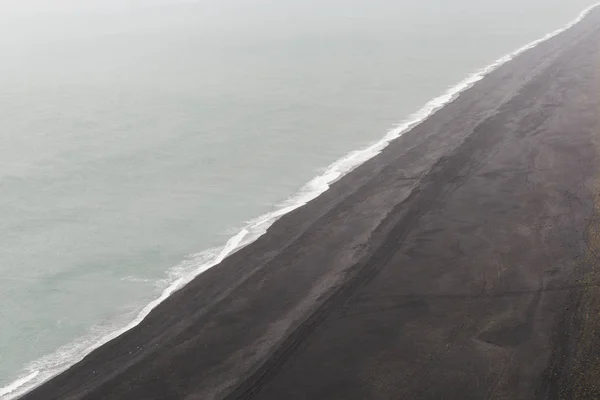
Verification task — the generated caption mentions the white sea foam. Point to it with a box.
[0,372,38,398]
[120,276,153,283]
[2,2,599,399]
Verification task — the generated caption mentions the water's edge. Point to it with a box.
[2,2,599,398]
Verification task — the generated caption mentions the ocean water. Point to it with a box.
[0,0,597,397]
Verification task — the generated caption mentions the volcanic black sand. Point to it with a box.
[19,8,600,400]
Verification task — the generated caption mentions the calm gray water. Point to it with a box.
[0,0,597,396]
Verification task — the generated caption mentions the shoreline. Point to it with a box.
[5,3,600,399]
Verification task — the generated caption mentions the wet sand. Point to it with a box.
[19,8,600,400]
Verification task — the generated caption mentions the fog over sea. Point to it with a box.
[0,0,596,397]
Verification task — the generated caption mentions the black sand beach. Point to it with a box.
[20,7,600,400]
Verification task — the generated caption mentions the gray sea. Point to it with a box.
[1,0,597,397]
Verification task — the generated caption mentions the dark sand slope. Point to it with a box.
[21,9,600,400]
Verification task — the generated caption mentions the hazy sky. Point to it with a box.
[0,0,596,35]
[0,0,595,64]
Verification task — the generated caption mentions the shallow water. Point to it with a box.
[0,0,597,396]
